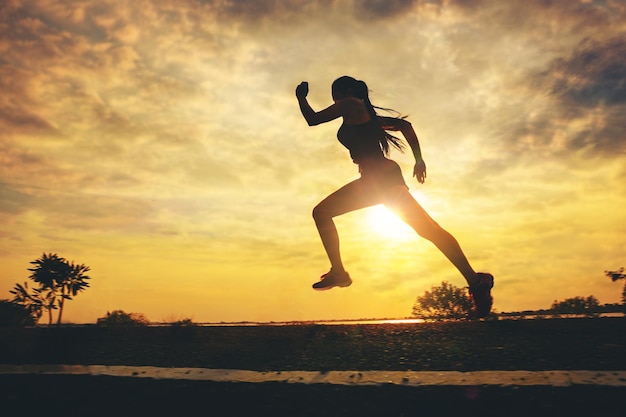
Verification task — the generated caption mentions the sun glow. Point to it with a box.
[367,190,435,240]
[367,205,415,240]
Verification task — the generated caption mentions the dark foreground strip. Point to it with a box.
[1,364,626,386]
[2,373,626,417]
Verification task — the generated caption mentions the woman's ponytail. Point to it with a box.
[354,80,369,101]
[356,79,405,155]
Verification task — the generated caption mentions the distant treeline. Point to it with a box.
[500,303,624,318]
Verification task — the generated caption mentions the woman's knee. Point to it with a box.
[312,203,331,223]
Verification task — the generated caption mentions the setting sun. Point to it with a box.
[366,190,436,240]
[367,205,414,240]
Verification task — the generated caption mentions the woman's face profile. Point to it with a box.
[332,86,351,102]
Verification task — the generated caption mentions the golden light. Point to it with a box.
[367,190,434,240]
[367,204,415,240]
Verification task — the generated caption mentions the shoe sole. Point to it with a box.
[312,280,353,291]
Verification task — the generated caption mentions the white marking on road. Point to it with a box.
[1,365,626,387]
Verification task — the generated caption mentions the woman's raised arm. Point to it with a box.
[296,81,344,126]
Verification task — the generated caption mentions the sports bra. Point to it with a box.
[337,118,385,163]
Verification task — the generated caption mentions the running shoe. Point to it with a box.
[468,273,494,318]
[312,270,352,290]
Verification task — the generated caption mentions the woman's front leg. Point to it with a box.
[312,179,378,273]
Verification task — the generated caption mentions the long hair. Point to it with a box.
[332,76,405,155]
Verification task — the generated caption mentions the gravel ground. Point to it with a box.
[2,318,625,371]
[1,318,625,417]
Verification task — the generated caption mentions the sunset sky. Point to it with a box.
[1,0,625,324]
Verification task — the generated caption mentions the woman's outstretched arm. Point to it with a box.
[380,116,427,184]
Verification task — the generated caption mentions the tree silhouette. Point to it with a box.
[55,260,90,325]
[412,281,474,320]
[605,267,626,313]
[11,253,91,325]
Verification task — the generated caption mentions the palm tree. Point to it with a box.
[27,253,66,324]
[28,253,69,288]
[34,286,58,325]
[55,261,90,325]
[27,253,91,325]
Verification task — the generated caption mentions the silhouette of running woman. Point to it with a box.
[296,76,494,317]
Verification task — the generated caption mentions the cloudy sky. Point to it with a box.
[1,0,625,323]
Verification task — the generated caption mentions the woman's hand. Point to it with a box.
[295,81,309,98]
[413,159,427,184]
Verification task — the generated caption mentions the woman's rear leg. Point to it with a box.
[383,187,478,285]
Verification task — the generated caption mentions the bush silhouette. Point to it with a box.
[0,300,37,327]
[97,310,149,327]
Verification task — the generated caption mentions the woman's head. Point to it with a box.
[332,76,369,102]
